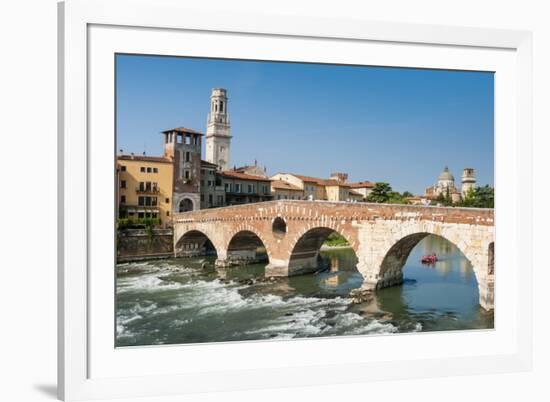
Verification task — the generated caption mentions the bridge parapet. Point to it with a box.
[173,200,494,225]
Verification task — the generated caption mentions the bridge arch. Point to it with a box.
[218,224,273,267]
[174,229,220,258]
[287,225,358,276]
[369,222,494,309]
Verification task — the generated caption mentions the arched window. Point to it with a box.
[178,198,194,212]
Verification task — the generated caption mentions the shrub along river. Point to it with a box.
[116,234,494,346]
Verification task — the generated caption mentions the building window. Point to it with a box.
[235,183,241,193]
[207,180,213,187]
[165,198,169,203]
[153,167,158,173]
[121,180,126,189]
[120,195,126,204]
[120,165,126,172]
[247,184,254,193]
[147,167,153,173]
[184,170,190,180]
[166,211,170,216]
[138,196,145,206]
[138,212,144,219]
[185,152,190,162]
[152,213,158,218]
[217,195,224,205]
[208,194,213,205]
[151,197,157,206]
[140,167,145,172]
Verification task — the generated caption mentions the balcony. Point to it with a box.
[135,187,160,194]
[120,204,159,211]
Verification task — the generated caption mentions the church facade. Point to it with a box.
[424,166,476,203]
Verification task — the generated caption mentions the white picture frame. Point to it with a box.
[58,0,533,400]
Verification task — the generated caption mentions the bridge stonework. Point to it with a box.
[173,200,495,310]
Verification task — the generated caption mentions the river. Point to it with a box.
[116,235,493,347]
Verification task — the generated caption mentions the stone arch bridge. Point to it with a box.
[173,200,495,310]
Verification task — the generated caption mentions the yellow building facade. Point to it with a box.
[117,155,174,226]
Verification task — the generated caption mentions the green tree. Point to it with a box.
[472,185,494,208]
[402,191,414,198]
[387,191,407,204]
[433,188,454,206]
[457,185,494,208]
[366,182,393,203]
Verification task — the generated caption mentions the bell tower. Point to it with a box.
[205,88,232,171]
[461,168,476,197]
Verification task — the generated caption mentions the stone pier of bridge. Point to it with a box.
[173,200,495,310]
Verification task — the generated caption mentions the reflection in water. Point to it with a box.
[116,235,493,347]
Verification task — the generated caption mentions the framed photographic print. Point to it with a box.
[58,0,533,400]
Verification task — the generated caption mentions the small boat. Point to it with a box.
[421,253,438,264]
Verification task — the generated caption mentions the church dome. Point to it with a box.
[438,166,454,181]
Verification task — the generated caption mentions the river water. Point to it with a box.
[116,235,494,347]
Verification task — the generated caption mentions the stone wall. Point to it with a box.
[117,228,173,262]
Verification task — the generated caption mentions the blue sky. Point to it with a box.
[116,54,494,194]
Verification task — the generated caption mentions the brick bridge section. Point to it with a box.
[173,200,495,310]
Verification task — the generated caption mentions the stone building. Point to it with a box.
[347,181,375,201]
[424,166,462,203]
[116,154,174,226]
[270,172,373,202]
[162,127,203,212]
[233,160,269,178]
[221,170,272,205]
[271,179,304,200]
[205,88,232,171]
[461,168,476,197]
[200,160,225,208]
[270,173,326,200]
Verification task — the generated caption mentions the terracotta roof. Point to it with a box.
[291,174,325,184]
[221,170,272,182]
[276,173,352,187]
[161,127,204,135]
[271,181,303,191]
[117,155,172,164]
[201,160,218,169]
[349,181,375,189]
